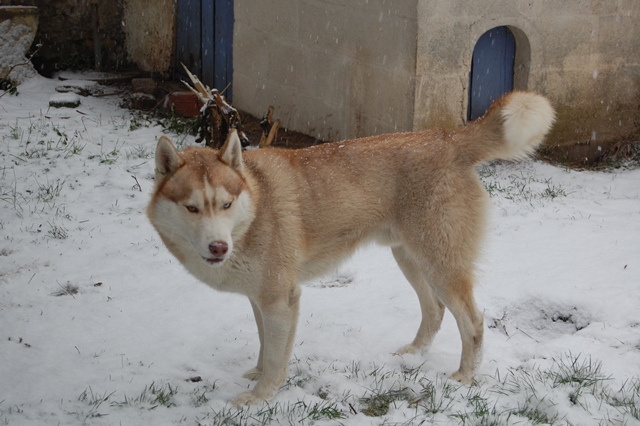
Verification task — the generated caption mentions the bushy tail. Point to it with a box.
[460,91,556,164]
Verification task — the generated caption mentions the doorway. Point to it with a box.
[468,26,515,121]
[176,0,234,100]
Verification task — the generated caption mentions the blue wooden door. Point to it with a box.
[177,0,202,77]
[213,0,234,99]
[177,0,234,100]
[468,26,515,121]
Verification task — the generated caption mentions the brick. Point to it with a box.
[167,91,202,117]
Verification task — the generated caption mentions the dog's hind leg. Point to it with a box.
[392,246,445,355]
[242,301,265,381]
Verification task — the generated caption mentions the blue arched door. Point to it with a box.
[468,26,515,121]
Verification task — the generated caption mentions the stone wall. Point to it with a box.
[0,0,129,75]
[234,0,639,152]
[122,0,175,74]
[415,1,640,153]
[233,0,418,142]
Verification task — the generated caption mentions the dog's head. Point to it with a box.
[147,130,254,268]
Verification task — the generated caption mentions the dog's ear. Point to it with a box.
[219,129,244,171]
[155,136,184,181]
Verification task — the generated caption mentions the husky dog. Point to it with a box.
[147,91,555,405]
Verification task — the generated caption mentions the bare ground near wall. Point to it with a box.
[538,138,640,171]
[238,110,327,150]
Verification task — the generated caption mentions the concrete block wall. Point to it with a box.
[233,0,418,142]
[0,0,128,75]
[414,0,640,152]
[123,0,175,74]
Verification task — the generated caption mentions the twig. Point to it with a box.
[55,280,76,299]
[219,81,232,96]
[131,175,142,192]
[511,327,539,343]
[0,43,43,98]
[92,91,126,98]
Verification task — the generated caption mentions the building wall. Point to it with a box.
[415,0,640,152]
[123,0,175,74]
[233,0,418,142]
[0,0,129,75]
[0,0,173,75]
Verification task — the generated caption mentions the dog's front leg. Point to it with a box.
[233,285,301,406]
[242,301,264,381]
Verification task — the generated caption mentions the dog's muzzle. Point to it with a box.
[202,241,229,266]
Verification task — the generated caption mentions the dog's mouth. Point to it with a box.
[202,256,226,266]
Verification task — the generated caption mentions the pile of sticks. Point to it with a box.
[181,64,280,149]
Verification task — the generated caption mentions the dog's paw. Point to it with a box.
[394,343,420,355]
[450,370,474,385]
[233,390,264,407]
[242,367,262,381]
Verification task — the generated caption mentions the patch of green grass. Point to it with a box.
[610,378,640,420]
[128,114,153,131]
[47,222,68,240]
[66,138,86,157]
[77,387,115,420]
[361,387,413,417]
[8,120,22,140]
[112,382,178,410]
[159,107,201,136]
[126,144,154,160]
[21,141,47,159]
[33,177,65,203]
[513,404,560,425]
[414,376,457,414]
[478,163,568,202]
[62,354,640,424]
[88,139,125,165]
[291,399,346,421]
[546,353,609,390]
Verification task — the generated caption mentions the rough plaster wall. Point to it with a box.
[414,0,640,149]
[0,0,128,75]
[123,0,174,73]
[233,0,417,142]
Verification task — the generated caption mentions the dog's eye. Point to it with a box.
[223,202,232,210]
[185,205,199,214]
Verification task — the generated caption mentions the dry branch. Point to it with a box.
[259,106,281,148]
[181,64,283,150]
[181,63,247,149]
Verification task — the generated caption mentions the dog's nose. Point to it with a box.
[209,241,228,257]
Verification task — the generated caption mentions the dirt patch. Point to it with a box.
[239,110,327,149]
[538,138,640,170]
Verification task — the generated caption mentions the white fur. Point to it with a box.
[501,92,556,160]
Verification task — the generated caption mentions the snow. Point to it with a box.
[0,19,37,84]
[1,76,640,424]
[48,93,81,108]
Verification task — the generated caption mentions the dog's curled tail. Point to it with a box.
[462,91,556,164]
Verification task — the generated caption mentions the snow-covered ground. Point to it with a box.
[1,77,639,425]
